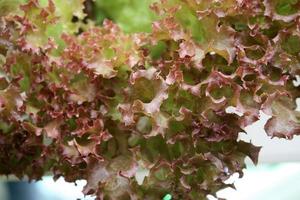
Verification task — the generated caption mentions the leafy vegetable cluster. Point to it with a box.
[0,0,299,199]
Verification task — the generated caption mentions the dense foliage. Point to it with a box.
[0,0,299,199]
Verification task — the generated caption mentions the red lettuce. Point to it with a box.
[0,0,299,199]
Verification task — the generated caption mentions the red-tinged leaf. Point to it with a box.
[44,120,61,139]
[264,97,300,139]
